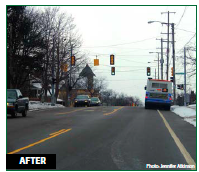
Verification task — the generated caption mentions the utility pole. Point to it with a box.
[69,45,73,107]
[171,23,176,105]
[154,53,160,79]
[51,35,55,106]
[161,11,175,80]
[184,47,187,106]
[160,38,164,80]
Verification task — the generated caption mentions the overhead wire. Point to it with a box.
[81,36,160,48]
[176,6,187,27]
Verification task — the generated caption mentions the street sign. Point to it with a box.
[175,73,184,75]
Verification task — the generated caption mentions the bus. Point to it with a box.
[145,79,173,110]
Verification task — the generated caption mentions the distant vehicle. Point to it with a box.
[145,79,173,110]
[74,95,91,107]
[90,97,101,106]
[7,89,29,117]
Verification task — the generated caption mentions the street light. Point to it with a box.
[148,21,168,25]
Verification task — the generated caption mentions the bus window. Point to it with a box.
[152,83,167,89]
[152,83,159,88]
[160,84,167,88]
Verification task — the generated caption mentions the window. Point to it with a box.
[7,90,17,99]
[152,83,168,89]
[91,97,99,101]
[76,95,89,99]
[152,83,159,88]
[159,84,167,89]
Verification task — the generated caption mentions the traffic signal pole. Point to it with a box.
[171,23,176,104]
[184,47,187,106]
[160,38,164,80]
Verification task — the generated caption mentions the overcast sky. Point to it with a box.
[5,5,196,103]
[55,6,196,102]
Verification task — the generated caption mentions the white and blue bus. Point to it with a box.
[145,79,173,110]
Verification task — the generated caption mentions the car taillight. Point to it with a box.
[145,96,148,99]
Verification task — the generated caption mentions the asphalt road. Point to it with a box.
[7,106,196,170]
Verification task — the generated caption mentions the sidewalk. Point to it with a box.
[171,105,196,127]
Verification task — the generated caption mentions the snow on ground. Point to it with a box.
[29,101,65,111]
[171,105,196,127]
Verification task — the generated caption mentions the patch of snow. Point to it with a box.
[32,83,42,89]
[188,104,196,110]
[29,101,65,111]
[184,118,196,127]
[171,105,196,127]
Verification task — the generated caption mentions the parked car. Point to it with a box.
[7,89,29,117]
[90,97,101,106]
[74,95,91,107]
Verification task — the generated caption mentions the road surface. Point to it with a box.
[7,106,196,170]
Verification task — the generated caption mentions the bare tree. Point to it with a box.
[186,43,196,77]
[37,7,88,104]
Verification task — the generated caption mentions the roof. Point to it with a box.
[79,64,95,77]
[148,79,172,82]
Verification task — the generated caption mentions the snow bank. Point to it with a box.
[188,104,196,110]
[29,101,65,111]
[171,105,196,127]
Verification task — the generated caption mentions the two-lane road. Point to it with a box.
[7,106,196,170]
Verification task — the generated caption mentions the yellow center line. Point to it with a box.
[56,108,86,115]
[49,129,68,136]
[157,110,196,170]
[8,128,72,154]
[104,106,124,116]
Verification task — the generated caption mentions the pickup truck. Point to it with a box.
[7,89,29,117]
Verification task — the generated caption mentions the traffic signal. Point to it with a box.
[171,67,173,76]
[64,64,68,72]
[177,84,184,90]
[110,55,115,65]
[170,77,173,82]
[71,56,75,66]
[111,67,115,75]
[94,59,99,66]
[147,67,151,76]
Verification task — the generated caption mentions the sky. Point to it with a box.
[54,6,196,102]
[2,4,196,104]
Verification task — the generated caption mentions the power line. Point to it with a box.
[81,36,160,48]
[106,79,147,81]
[176,7,187,27]
[89,53,154,57]
[175,28,195,34]
[176,33,196,54]
[94,68,145,72]
[92,64,156,68]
